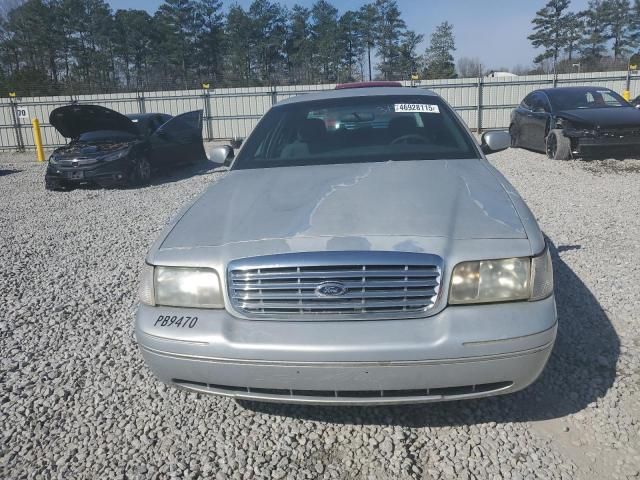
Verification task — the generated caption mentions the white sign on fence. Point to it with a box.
[16,106,29,119]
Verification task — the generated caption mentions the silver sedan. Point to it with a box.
[136,85,556,405]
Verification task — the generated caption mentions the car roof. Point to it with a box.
[275,87,438,106]
[537,86,614,94]
[126,113,169,120]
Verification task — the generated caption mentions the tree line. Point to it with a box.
[528,0,640,74]
[0,0,461,96]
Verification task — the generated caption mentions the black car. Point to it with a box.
[510,86,640,159]
[45,105,206,190]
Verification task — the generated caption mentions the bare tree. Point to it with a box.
[456,56,483,77]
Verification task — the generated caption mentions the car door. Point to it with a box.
[149,110,205,168]
[513,93,535,147]
[527,92,552,151]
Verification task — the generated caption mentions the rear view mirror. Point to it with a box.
[480,130,511,154]
[339,112,375,122]
[209,145,234,166]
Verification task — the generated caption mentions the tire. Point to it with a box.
[546,129,572,160]
[128,155,152,186]
[509,124,519,148]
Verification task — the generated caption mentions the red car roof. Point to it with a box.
[335,81,403,90]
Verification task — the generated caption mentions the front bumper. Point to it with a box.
[135,295,557,405]
[45,157,132,186]
[574,134,640,152]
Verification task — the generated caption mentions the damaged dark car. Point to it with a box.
[45,105,206,190]
[510,86,640,159]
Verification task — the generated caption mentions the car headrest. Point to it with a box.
[298,119,327,143]
[388,116,416,136]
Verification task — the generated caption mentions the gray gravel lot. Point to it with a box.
[1,148,639,480]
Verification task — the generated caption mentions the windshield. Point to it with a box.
[77,130,137,142]
[547,89,629,110]
[233,95,479,170]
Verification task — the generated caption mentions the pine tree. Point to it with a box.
[602,0,634,59]
[113,9,154,89]
[528,0,572,70]
[564,12,583,60]
[154,0,198,88]
[247,0,287,85]
[310,0,339,82]
[286,5,312,83]
[374,0,406,79]
[337,10,365,82]
[424,21,456,79]
[225,5,252,84]
[398,30,423,79]
[579,0,609,65]
[194,0,225,84]
[632,0,640,48]
[357,3,378,81]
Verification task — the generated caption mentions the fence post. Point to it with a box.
[203,88,213,141]
[9,98,25,151]
[137,91,146,114]
[476,76,483,134]
[271,86,277,106]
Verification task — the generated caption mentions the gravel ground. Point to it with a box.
[1,148,639,480]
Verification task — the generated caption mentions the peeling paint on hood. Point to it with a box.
[161,159,527,250]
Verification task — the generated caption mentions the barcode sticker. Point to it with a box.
[394,103,440,113]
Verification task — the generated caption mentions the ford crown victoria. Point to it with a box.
[136,86,556,405]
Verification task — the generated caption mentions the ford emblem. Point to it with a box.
[315,281,347,297]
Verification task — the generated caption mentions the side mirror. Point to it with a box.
[480,130,511,154]
[533,106,547,113]
[209,145,234,166]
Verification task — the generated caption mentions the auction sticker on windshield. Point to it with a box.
[395,104,440,113]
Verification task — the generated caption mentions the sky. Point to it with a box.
[108,0,593,70]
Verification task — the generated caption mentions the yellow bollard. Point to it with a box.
[31,118,45,162]
[623,90,631,101]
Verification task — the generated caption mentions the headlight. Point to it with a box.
[48,155,59,165]
[449,247,553,305]
[138,265,224,309]
[100,148,129,162]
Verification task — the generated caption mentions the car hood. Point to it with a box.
[161,160,527,250]
[557,107,640,128]
[49,104,139,138]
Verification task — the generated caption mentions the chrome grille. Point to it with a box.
[228,251,443,320]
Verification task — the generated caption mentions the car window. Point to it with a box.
[233,95,479,170]
[529,93,550,112]
[547,89,628,110]
[521,93,535,109]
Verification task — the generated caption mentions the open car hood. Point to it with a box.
[49,104,139,138]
